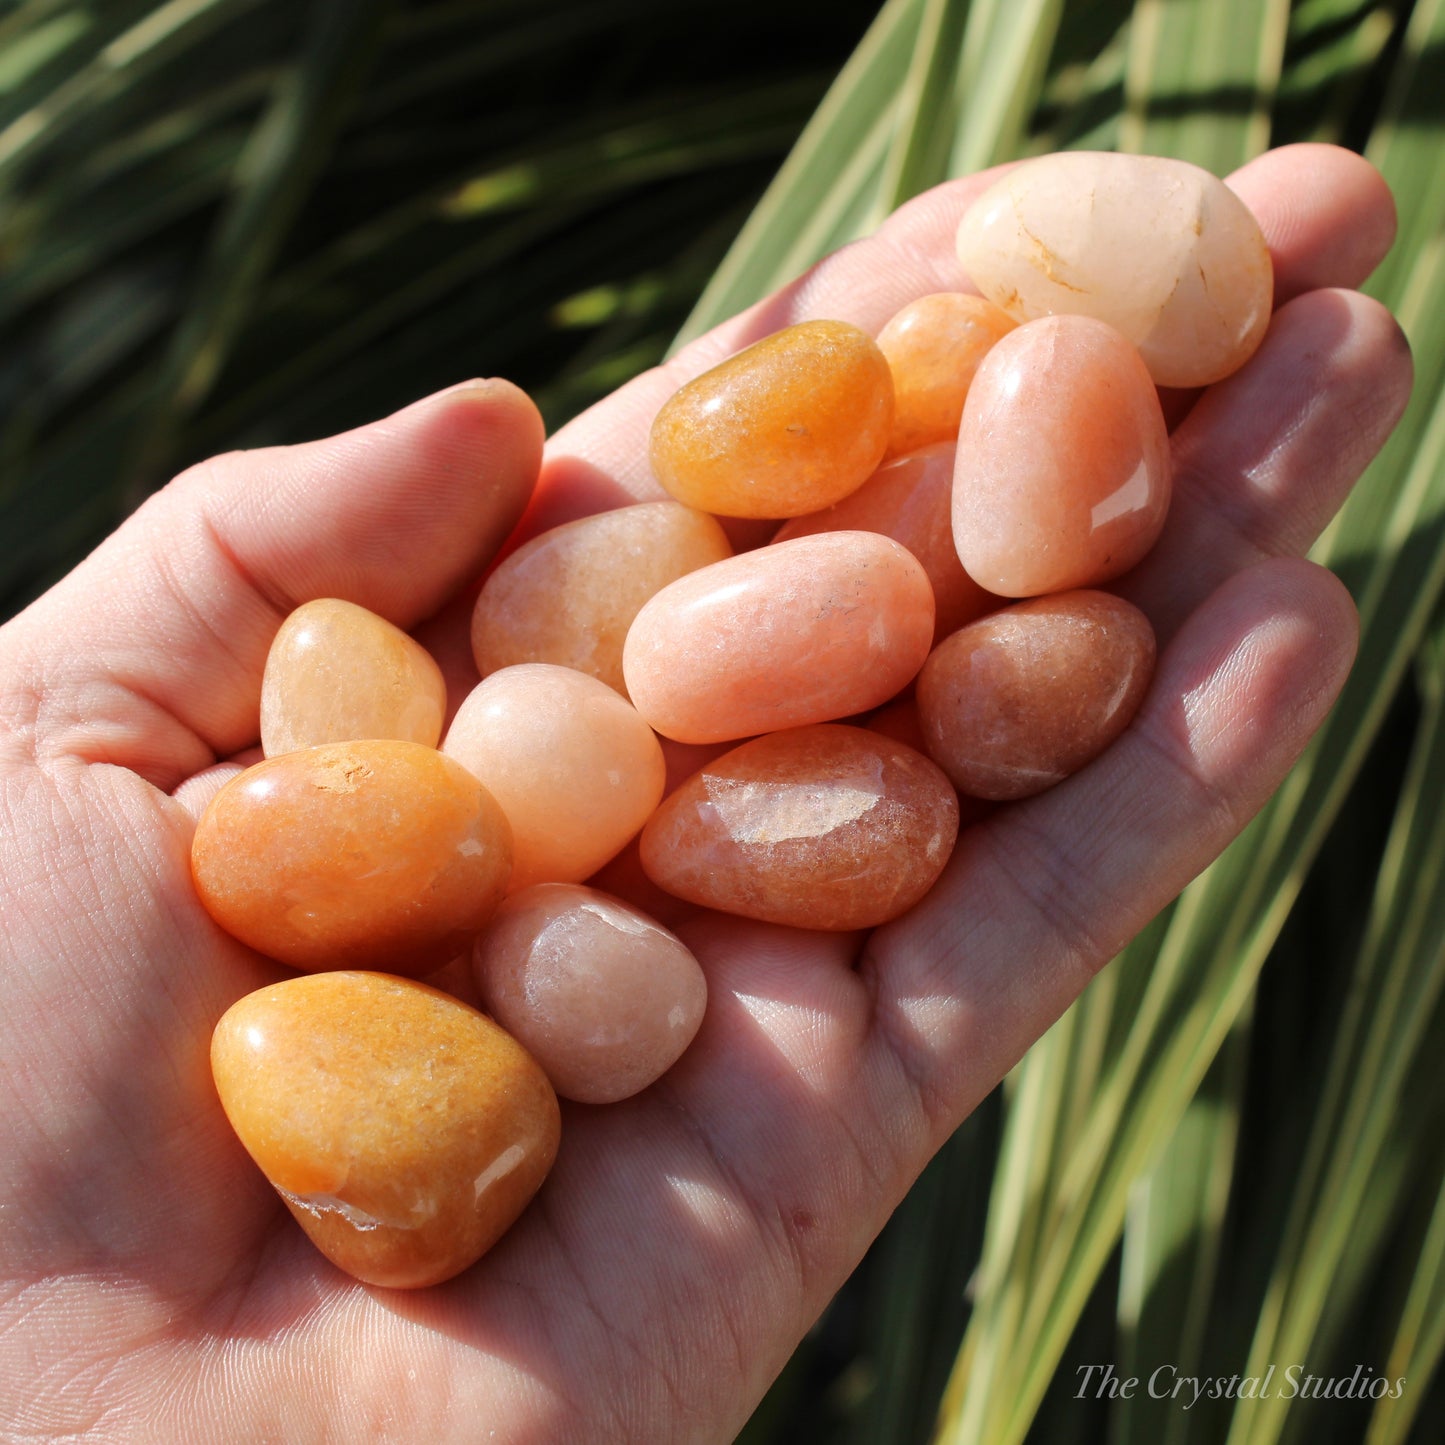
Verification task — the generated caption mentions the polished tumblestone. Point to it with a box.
[639,724,959,930]
[192,740,513,974]
[211,971,559,1288]
[916,590,1156,799]
[473,883,707,1104]
[649,320,894,518]
[471,501,731,697]
[623,531,936,744]
[955,151,1273,388]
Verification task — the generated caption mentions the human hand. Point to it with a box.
[0,144,1409,1442]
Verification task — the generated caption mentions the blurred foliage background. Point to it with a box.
[3,2,1444,1442]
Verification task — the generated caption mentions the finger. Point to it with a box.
[520,145,1396,544]
[0,380,544,790]
[1121,288,1412,640]
[858,556,1357,1134]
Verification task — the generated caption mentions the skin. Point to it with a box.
[0,145,1412,1442]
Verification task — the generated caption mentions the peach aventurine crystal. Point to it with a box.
[191,740,512,973]
[639,724,959,930]
[622,531,935,744]
[211,971,559,1288]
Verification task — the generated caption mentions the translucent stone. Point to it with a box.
[954,316,1171,597]
[191,740,512,974]
[876,293,1016,458]
[473,883,707,1104]
[211,971,559,1288]
[443,664,665,893]
[649,320,894,518]
[916,590,1155,799]
[260,598,446,756]
[774,443,999,644]
[955,152,1273,387]
[471,501,731,696]
[623,532,935,744]
[639,724,959,930]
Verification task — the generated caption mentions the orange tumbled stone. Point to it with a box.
[191,740,512,974]
[639,724,958,930]
[876,293,1016,458]
[473,883,707,1104]
[649,320,894,518]
[774,443,1000,644]
[953,316,1171,597]
[623,531,935,745]
[260,598,446,757]
[471,501,732,696]
[915,590,1156,799]
[211,971,559,1288]
[443,664,665,894]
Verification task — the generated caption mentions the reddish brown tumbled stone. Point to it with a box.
[639,724,958,930]
[915,590,1155,799]
[191,740,513,974]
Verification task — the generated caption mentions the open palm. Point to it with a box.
[0,146,1410,1442]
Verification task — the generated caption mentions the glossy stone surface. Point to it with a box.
[876,293,1016,457]
[473,883,707,1104]
[471,501,731,696]
[954,316,1171,597]
[260,598,446,756]
[955,151,1273,387]
[623,532,935,744]
[211,971,559,1288]
[649,320,894,518]
[192,741,512,974]
[916,590,1155,799]
[443,665,665,893]
[774,443,999,644]
[639,724,959,930]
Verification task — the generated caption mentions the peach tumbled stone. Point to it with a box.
[775,443,999,644]
[443,664,666,893]
[955,151,1273,387]
[876,293,1016,458]
[472,501,732,696]
[954,316,1171,597]
[649,320,894,518]
[473,883,707,1104]
[211,971,559,1288]
[639,724,958,930]
[260,598,446,757]
[623,531,935,745]
[916,590,1155,799]
[192,740,512,974]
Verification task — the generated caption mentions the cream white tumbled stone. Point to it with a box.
[955,152,1273,388]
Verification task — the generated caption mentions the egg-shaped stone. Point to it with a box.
[623,531,935,744]
[191,740,513,974]
[955,151,1273,387]
[649,320,894,518]
[211,971,559,1288]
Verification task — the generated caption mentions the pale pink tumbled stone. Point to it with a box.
[443,665,666,893]
[473,883,707,1103]
[260,599,446,757]
[954,316,1171,597]
[622,531,935,744]
[472,500,732,697]
[955,152,1273,388]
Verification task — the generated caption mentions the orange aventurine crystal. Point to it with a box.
[639,724,959,930]
[191,740,512,973]
[211,971,559,1288]
[649,320,894,518]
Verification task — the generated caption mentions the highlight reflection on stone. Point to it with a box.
[191,740,513,974]
[473,883,707,1103]
[211,971,559,1288]
[639,724,958,929]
